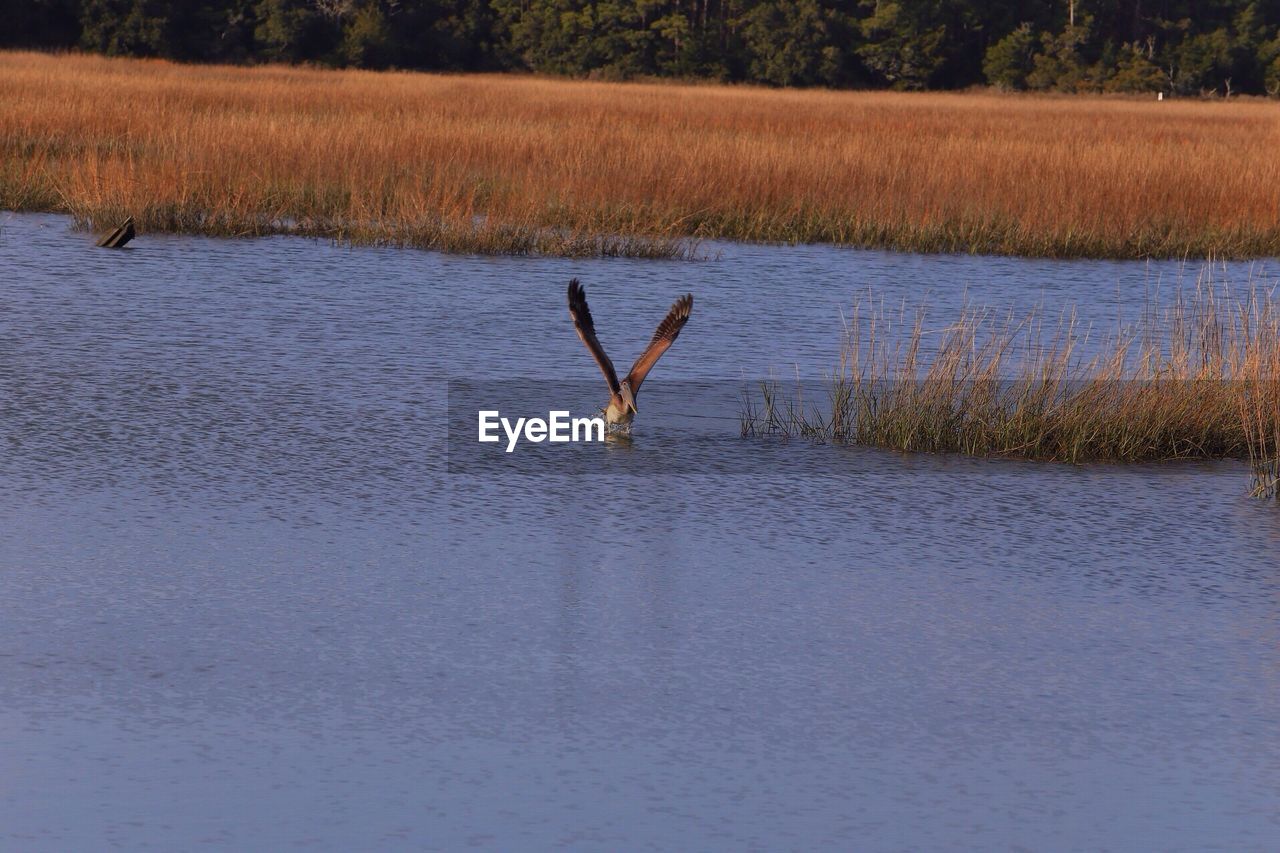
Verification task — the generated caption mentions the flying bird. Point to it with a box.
[567,278,693,429]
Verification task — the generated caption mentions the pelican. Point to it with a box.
[567,278,693,429]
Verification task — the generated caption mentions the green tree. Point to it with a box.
[1027,17,1096,91]
[983,21,1036,90]
[1171,27,1234,93]
[1104,42,1165,92]
[341,2,393,68]
[254,0,340,63]
[80,0,168,56]
[1161,4,1273,96]
[857,0,949,89]
[80,0,256,61]
[493,0,606,75]
[1262,32,1280,96]
[741,1,850,87]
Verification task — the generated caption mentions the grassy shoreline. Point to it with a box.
[4,51,1280,259]
[741,272,1280,497]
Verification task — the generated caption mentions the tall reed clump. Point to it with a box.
[1236,295,1280,498]
[742,271,1280,497]
[2,51,1279,259]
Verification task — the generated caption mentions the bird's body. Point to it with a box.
[603,388,635,426]
[567,279,692,430]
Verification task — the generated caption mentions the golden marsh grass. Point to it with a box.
[3,51,1280,258]
[741,270,1280,497]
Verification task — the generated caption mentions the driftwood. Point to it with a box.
[96,216,136,249]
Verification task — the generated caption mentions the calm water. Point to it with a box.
[1,212,1277,851]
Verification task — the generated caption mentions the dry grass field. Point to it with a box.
[2,50,1279,258]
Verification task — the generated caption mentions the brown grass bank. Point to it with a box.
[741,271,1280,498]
[3,51,1280,258]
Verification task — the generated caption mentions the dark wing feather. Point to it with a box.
[567,279,620,394]
[626,294,693,394]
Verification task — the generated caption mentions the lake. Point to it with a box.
[1,212,1277,850]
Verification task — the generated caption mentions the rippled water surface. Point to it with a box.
[2,212,1278,850]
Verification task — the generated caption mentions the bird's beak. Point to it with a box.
[621,384,637,414]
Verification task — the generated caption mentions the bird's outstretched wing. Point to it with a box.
[626,293,693,394]
[567,279,620,394]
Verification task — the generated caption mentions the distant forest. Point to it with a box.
[8,1,1280,95]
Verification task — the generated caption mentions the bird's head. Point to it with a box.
[619,380,638,414]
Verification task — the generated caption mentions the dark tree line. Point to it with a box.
[7,0,1280,95]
